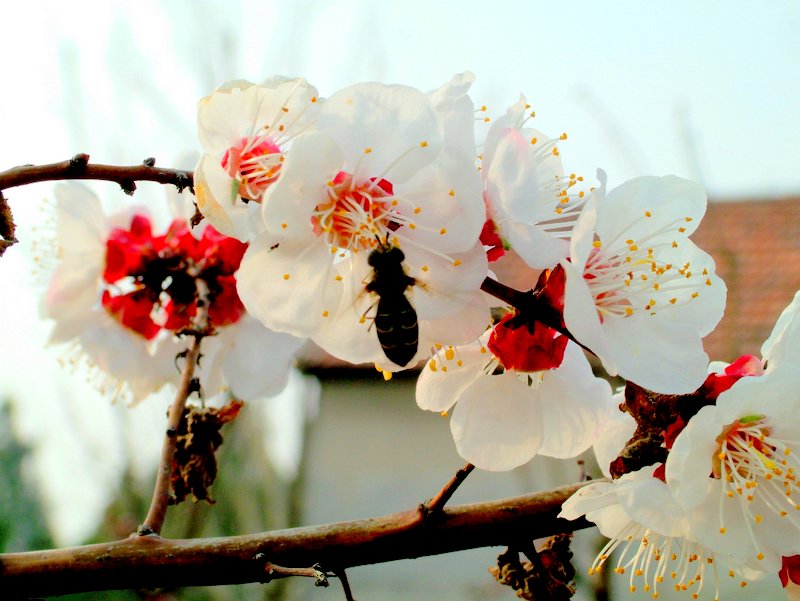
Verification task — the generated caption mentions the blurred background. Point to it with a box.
[0,1,798,599]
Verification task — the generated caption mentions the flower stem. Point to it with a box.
[139,282,210,536]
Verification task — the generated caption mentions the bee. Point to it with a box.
[365,243,419,367]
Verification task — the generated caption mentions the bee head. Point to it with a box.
[368,244,405,268]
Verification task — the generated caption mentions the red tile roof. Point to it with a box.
[695,197,800,361]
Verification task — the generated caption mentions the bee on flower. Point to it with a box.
[236,74,490,371]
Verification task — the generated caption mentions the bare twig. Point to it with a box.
[139,284,210,536]
[336,569,356,601]
[418,462,474,521]
[0,482,594,596]
[262,561,329,587]
[0,154,193,195]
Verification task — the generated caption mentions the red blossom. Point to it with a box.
[488,312,567,373]
[700,354,764,401]
[479,216,506,262]
[781,555,800,587]
[101,214,248,339]
[101,289,160,340]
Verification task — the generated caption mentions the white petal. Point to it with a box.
[596,176,707,245]
[428,72,478,166]
[54,183,108,257]
[396,160,485,254]
[404,241,488,320]
[416,342,486,413]
[194,154,258,241]
[562,258,615,373]
[762,290,800,369]
[262,131,343,238]
[601,311,710,394]
[665,405,719,510]
[318,83,443,183]
[237,234,344,337]
[419,291,490,348]
[616,467,690,538]
[593,403,637,479]
[219,315,305,400]
[450,372,543,471]
[537,343,614,458]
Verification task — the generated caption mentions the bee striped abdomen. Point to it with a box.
[374,295,419,367]
[365,243,418,367]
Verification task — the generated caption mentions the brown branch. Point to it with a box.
[418,462,474,521]
[0,154,194,195]
[140,286,210,535]
[0,482,593,596]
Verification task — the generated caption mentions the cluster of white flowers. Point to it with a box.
[562,294,800,598]
[43,71,729,468]
[47,71,789,598]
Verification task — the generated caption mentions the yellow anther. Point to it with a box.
[453,259,462,266]
[420,141,429,148]
[593,240,602,248]
[364,147,373,154]
[281,223,288,229]
[449,189,455,197]
[283,273,290,280]
[645,210,652,217]
[445,347,455,360]
[322,310,329,318]
[530,137,538,145]
[440,228,447,235]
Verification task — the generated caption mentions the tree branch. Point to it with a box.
[0,482,593,596]
[0,154,194,195]
[140,284,210,536]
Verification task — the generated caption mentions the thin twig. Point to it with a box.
[139,283,210,536]
[263,562,329,587]
[418,462,475,521]
[0,154,194,194]
[0,481,594,596]
[336,569,356,601]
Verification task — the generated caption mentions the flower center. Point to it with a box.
[312,171,397,252]
[221,135,283,202]
[713,414,800,558]
[102,216,247,339]
[582,211,711,320]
